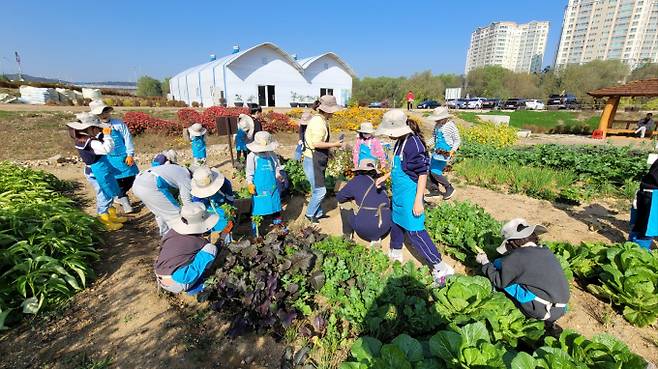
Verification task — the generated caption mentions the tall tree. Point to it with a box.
[629,63,658,81]
[161,77,171,95]
[136,75,162,97]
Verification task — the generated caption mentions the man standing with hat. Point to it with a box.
[90,100,139,213]
[475,218,570,331]
[425,107,460,200]
[303,95,345,223]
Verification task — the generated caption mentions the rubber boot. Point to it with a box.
[108,207,128,223]
[99,213,123,231]
[117,196,134,214]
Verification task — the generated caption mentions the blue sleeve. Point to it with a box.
[156,176,180,207]
[336,178,356,203]
[403,136,429,179]
[171,248,216,284]
[116,120,135,156]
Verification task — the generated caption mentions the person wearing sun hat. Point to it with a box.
[475,218,570,330]
[152,149,179,167]
[303,95,345,223]
[336,158,391,246]
[352,122,387,168]
[374,109,455,286]
[235,114,253,162]
[190,166,235,241]
[67,112,125,231]
[246,131,285,235]
[90,100,139,214]
[184,123,208,165]
[426,107,460,200]
[154,203,219,294]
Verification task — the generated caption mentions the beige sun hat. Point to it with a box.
[238,114,255,131]
[352,158,380,173]
[67,112,108,130]
[299,112,312,126]
[191,166,226,198]
[374,109,412,138]
[247,131,279,153]
[89,100,113,115]
[318,95,343,114]
[188,123,207,137]
[427,107,452,122]
[496,218,548,254]
[357,122,376,134]
[169,203,219,235]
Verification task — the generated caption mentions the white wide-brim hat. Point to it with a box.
[374,109,412,138]
[89,100,113,115]
[357,122,376,134]
[247,131,279,153]
[191,166,226,198]
[496,218,548,254]
[353,158,380,173]
[188,123,207,137]
[427,107,452,122]
[67,112,108,130]
[238,114,255,130]
[318,95,343,114]
[169,203,219,235]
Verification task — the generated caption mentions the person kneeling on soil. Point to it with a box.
[154,203,218,294]
[629,156,658,250]
[336,159,391,247]
[475,218,570,333]
[246,131,285,235]
[191,166,235,243]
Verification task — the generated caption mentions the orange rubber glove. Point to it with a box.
[102,127,112,135]
[248,184,256,194]
[125,156,134,166]
[222,221,234,234]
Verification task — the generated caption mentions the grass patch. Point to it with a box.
[456,110,599,133]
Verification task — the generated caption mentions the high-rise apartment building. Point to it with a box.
[465,21,550,74]
[555,0,658,68]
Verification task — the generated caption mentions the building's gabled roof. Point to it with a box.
[588,78,658,98]
[297,52,357,78]
[224,42,305,74]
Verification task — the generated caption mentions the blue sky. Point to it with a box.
[1,0,567,82]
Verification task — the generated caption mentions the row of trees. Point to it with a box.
[351,61,658,107]
[136,76,170,97]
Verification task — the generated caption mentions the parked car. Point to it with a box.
[547,94,580,109]
[503,98,526,110]
[482,98,502,109]
[368,101,385,108]
[446,99,458,108]
[525,99,545,110]
[454,99,469,109]
[466,98,485,109]
[417,100,441,109]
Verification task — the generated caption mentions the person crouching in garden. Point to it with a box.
[67,113,126,231]
[154,203,218,294]
[132,151,193,236]
[185,123,207,166]
[374,109,455,285]
[352,122,387,168]
[475,218,570,334]
[90,100,138,213]
[426,107,460,200]
[191,166,235,243]
[246,131,285,235]
[336,159,391,247]
[629,156,658,250]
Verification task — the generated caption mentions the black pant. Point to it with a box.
[407,101,412,110]
[427,172,452,192]
[117,176,136,198]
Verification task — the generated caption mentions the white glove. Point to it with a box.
[476,252,490,265]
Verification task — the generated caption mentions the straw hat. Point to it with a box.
[247,131,279,153]
[352,158,380,173]
[169,203,219,235]
[299,112,312,126]
[427,107,451,122]
[89,100,113,115]
[67,112,108,130]
[496,218,548,254]
[188,123,207,137]
[374,109,411,138]
[318,95,342,114]
[191,166,226,198]
[238,114,254,130]
[357,122,376,134]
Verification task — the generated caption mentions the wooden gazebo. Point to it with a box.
[588,78,658,137]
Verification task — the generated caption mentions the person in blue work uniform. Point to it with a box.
[151,149,178,167]
[90,100,139,213]
[352,122,387,168]
[475,218,570,334]
[336,158,391,247]
[190,166,235,242]
[154,203,218,294]
[629,156,658,250]
[132,152,193,236]
[67,113,126,231]
[185,123,207,165]
[235,114,251,162]
[426,107,460,200]
[374,109,455,285]
[246,131,285,235]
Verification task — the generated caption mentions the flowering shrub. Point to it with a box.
[177,108,203,125]
[123,112,183,135]
[286,107,305,119]
[329,107,385,132]
[460,122,518,148]
[262,111,296,133]
[200,106,250,133]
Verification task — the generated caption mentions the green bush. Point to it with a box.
[136,75,163,97]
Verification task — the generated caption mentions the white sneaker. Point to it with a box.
[432,262,455,287]
[117,197,134,214]
[388,249,404,263]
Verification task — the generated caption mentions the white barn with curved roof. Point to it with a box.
[169,42,355,108]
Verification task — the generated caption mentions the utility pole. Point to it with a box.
[14,51,23,81]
